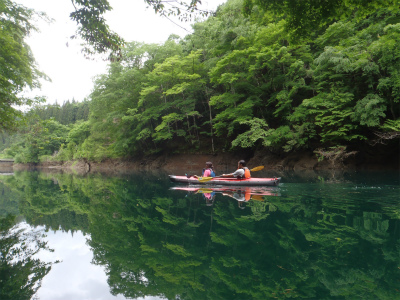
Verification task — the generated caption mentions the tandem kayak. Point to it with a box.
[169,175,281,186]
[170,186,280,197]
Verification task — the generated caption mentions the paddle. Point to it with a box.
[250,194,265,201]
[250,166,264,172]
[195,188,214,193]
[198,166,265,183]
[197,177,215,183]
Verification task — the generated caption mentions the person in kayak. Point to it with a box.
[192,161,216,178]
[221,160,251,179]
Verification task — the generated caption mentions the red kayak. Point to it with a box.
[169,175,281,186]
[170,186,280,197]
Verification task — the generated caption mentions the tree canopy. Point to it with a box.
[0,0,210,131]
[1,0,399,164]
[0,0,46,130]
[70,0,211,56]
[243,0,400,38]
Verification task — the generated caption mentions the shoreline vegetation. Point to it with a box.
[1,0,400,171]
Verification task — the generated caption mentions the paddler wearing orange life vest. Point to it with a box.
[220,160,251,179]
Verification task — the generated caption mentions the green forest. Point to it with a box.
[1,0,399,164]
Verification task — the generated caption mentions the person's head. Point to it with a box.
[205,161,213,169]
[238,160,246,168]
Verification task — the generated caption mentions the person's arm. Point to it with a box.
[231,169,244,178]
[221,169,244,178]
[220,173,233,177]
[220,171,235,177]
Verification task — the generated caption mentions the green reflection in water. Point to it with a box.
[0,215,53,300]
[0,170,399,300]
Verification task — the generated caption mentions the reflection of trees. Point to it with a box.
[89,193,212,299]
[269,184,400,300]
[1,171,400,299]
[0,185,21,218]
[1,171,91,233]
[0,215,52,300]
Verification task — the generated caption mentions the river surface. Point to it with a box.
[0,169,399,300]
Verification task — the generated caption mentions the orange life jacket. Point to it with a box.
[243,167,251,179]
[244,187,251,201]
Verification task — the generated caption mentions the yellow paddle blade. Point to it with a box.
[251,195,265,201]
[198,177,214,183]
[197,188,214,193]
[250,166,264,172]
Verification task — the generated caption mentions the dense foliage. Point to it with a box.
[31,99,90,125]
[243,0,400,37]
[0,100,89,162]
[0,0,46,130]
[73,0,400,161]
[1,0,399,163]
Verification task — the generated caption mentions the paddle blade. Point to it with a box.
[198,177,213,183]
[250,166,264,172]
[251,195,265,201]
[197,188,214,193]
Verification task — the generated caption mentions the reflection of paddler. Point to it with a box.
[250,194,265,201]
[196,189,216,206]
[244,187,251,201]
[222,190,245,208]
[204,194,215,206]
[224,188,251,202]
[232,192,245,201]
[222,187,268,208]
[203,193,212,199]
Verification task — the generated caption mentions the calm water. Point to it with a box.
[0,169,399,300]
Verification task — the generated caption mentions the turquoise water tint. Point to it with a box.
[0,170,399,300]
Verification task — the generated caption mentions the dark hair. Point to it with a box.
[238,160,246,167]
[205,161,214,170]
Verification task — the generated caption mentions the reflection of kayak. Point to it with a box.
[169,175,281,186]
[170,186,280,197]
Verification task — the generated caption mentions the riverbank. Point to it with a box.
[11,147,399,174]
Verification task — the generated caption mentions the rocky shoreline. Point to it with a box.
[11,148,399,175]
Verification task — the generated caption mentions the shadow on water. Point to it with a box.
[0,169,399,299]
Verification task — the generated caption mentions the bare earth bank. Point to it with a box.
[12,148,399,175]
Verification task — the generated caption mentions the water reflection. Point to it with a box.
[0,170,399,300]
[0,216,54,300]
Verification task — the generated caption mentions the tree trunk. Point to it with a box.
[205,87,215,153]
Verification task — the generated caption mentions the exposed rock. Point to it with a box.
[12,147,399,174]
